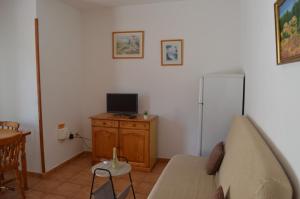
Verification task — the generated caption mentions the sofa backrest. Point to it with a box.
[216,116,292,199]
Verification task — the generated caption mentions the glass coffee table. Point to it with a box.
[90,160,136,199]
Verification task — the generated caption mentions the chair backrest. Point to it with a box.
[0,133,23,172]
[0,121,20,130]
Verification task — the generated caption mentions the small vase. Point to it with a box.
[144,115,148,120]
[112,147,118,169]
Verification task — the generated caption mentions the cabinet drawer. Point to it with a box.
[92,120,118,128]
[120,121,149,130]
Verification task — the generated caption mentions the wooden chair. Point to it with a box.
[0,133,25,199]
[0,121,20,186]
[0,121,20,130]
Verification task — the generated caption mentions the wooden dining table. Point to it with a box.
[0,129,31,190]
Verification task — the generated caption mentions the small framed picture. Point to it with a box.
[112,31,144,59]
[161,39,184,66]
[275,0,300,64]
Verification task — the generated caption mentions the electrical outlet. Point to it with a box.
[67,131,81,139]
[74,132,81,138]
[69,133,74,139]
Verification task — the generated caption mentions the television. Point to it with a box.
[107,93,138,115]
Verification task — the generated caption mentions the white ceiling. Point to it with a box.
[62,0,184,9]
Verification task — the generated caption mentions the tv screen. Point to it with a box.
[107,93,138,114]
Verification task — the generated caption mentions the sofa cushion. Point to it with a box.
[215,116,292,199]
[206,142,224,175]
[213,186,224,199]
[148,155,216,199]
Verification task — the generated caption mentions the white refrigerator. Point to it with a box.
[199,73,245,156]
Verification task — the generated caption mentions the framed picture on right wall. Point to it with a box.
[275,0,300,64]
[161,39,184,66]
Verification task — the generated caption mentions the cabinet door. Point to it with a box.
[93,127,118,160]
[119,129,149,167]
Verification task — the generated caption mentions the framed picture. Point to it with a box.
[275,0,300,64]
[112,31,144,59]
[161,39,184,66]
[161,39,183,66]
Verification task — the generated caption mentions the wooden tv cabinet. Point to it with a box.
[90,113,158,172]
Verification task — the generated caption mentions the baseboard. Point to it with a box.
[25,151,91,177]
[43,151,88,176]
[26,153,168,177]
[157,158,170,163]
[84,151,92,155]
[27,171,43,178]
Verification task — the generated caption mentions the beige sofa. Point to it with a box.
[148,116,293,199]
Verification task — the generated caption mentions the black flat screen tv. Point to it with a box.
[106,93,138,115]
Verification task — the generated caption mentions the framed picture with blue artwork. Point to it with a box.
[161,39,184,66]
[275,0,300,64]
[112,31,144,59]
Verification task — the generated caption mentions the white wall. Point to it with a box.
[37,0,84,171]
[241,0,300,197]
[0,0,42,173]
[81,0,242,157]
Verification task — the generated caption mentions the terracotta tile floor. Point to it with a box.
[0,153,167,199]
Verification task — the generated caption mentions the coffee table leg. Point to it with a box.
[129,173,136,199]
